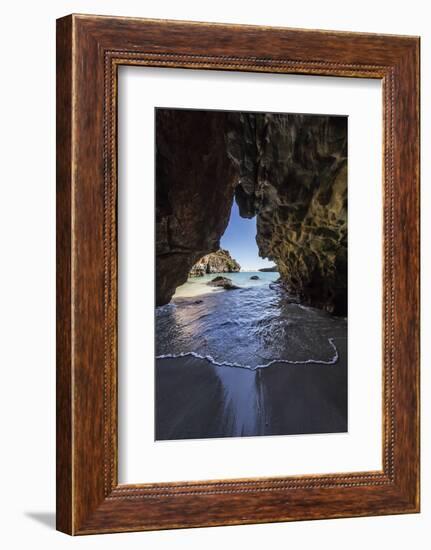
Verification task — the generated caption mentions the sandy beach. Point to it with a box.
[155,336,347,440]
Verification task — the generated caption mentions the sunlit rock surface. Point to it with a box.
[189,249,240,277]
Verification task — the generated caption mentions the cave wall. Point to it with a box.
[227,113,348,315]
[156,109,347,315]
[155,109,236,305]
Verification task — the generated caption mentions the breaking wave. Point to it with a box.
[156,275,346,369]
[156,338,339,370]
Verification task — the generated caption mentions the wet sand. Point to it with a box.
[155,336,347,440]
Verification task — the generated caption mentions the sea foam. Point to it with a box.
[156,277,346,369]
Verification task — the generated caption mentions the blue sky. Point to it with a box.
[220,201,274,271]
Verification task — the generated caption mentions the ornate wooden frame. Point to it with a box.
[56,14,420,534]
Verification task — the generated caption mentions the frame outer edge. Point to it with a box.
[56,14,74,535]
[56,14,421,534]
[393,38,420,511]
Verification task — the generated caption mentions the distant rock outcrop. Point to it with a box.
[258,266,278,272]
[207,276,240,290]
[189,249,240,277]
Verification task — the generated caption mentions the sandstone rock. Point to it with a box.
[250,275,260,280]
[156,109,347,315]
[227,112,347,315]
[155,109,236,306]
[189,264,206,277]
[207,276,240,290]
[189,249,240,277]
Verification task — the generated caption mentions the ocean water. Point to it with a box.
[156,272,347,369]
[173,270,279,298]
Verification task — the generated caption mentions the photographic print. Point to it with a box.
[155,108,348,441]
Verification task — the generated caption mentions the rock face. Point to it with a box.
[227,113,347,315]
[189,249,240,277]
[155,109,236,306]
[207,276,240,290]
[156,109,347,315]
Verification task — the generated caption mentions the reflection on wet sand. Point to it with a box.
[155,335,347,440]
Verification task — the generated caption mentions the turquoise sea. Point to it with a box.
[156,271,346,370]
[173,270,279,298]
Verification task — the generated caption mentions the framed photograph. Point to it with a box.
[56,14,420,534]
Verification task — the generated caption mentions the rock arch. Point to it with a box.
[155,109,347,315]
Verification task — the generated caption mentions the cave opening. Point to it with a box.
[220,200,273,272]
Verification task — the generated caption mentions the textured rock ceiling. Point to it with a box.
[155,109,347,315]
